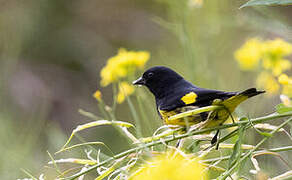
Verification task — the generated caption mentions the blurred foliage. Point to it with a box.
[0,0,291,179]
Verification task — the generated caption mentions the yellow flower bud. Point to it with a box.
[93,90,102,102]
[278,74,289,85]
[117,82,135,104]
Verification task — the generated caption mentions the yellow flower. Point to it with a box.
[130,151,207,180]
[261,39,292,76]
[282,84,292,97]
[262,58,291,76]
[256,72,279,95]
[117,82,135,104]
[262,38,292,57]
[278,73,291,85]
[93,90,102,102]
[278,74,292,97]
[234,38,262,71]
[100,48,150,86]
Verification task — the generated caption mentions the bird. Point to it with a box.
[133,66,265,142]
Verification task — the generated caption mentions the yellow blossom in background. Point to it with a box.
[130,151,207,180]
[100,48,150,86]
[93,90,102,102]
[261,39,292,76]
[262,58,291,76]
[234,38,263,71]
[278,74,289,85]
[282,84,292,97]
[278,74,291,85]
[278,74,292,97]
[256,72,279,95]
[235,38,292,75]
[235,38,292,97]
[262,38,292,57]
[117,82,135,104]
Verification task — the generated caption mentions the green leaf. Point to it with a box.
[58,120,134,153]
[248,117,273,137]
[240,0,292,8]
[228,126,244,169]
[228,138,239,168]
[276,103,292,114]
[239,117,248,121]
[55,142,105,154]
[258,131,273,137]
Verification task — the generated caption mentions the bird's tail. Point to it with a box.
[221,88,265,112]
[239,88,265,98]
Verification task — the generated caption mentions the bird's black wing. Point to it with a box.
[157,82,236,112]
[192,87,236,107]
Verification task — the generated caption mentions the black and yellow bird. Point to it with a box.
[133,66,265,135]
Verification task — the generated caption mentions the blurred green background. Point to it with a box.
[0,0,291,179]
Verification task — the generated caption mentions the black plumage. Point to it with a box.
[133,66,264,127]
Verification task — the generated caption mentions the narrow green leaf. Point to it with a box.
[58,120,134,153]
[228,125,244,170]
[138,128,182,143]
[49,158,97,165]
[20,169,38,180]
[126,96,142,138]
[248,117,273,137]
[258,131,273,137]
[276,103,292,114]
[228,139,239,169]
[79,109,101,120]
[240,0,292,8]
[47,151,62,175]
[55,142,105,154]
[239,117,248,121]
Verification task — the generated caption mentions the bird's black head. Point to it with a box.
[133,66,184,98]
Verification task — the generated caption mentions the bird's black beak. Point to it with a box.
[132,77,146,85]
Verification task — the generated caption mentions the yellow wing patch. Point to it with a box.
[181,92,197,105]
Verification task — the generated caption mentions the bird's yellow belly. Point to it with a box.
[158,105,232,129]
[158,108,202,126]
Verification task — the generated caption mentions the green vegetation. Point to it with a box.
[1,0,292,179]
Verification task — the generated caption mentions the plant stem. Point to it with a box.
[126,96,142,138]
[201,145,292,163]
[218,117,292,180]
[136,94,152,135]
[62,112,292,180]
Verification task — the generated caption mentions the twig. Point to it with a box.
[218,117,292,180]
[61,112,292,180]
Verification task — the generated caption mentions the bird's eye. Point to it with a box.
[148,72,154,78]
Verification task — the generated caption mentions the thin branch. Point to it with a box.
[62,112,292,180]
[218,117,292,180]
[201,145,292,163]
